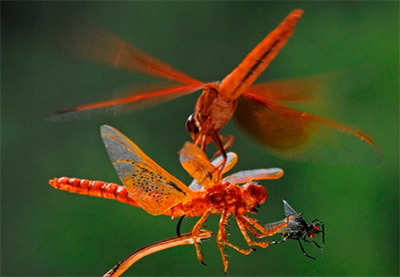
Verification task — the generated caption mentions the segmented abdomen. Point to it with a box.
[49,177,139,207]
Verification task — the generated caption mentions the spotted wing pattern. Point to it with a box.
[101,125,194,215]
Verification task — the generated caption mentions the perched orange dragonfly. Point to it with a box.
[50,125,288,273]
[54,9,380,165]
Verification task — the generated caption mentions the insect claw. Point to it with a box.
[251,248,257,252]
[201,260,208,266]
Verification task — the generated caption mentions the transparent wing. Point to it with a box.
[101,125,194,215]
[179,142,221,189]
[282,200,298,217]
[222,168,283,185]
[188,152,238,191]
[264,219,288,234]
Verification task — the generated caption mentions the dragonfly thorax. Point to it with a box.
[194,84,237,134]
[204,182,267,215]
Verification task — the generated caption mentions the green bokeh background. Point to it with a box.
[2,2,398,276]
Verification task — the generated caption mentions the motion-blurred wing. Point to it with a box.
[245,74,336,102]
[234,93,381,164]
[222,168,283,185]
[54,83,204,117]
[101,125,194,215]
[53,20,205,117]
[189,152,238,191]
[62,19,203,85]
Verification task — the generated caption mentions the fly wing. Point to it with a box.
[188,152,238,191]
[283,200,298,217]
[222,168,283,185]
[101,125,194,215]
[264,219,288,234]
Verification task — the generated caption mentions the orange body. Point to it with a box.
[55,9,380,164]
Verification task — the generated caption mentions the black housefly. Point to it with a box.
[265,200,325,259]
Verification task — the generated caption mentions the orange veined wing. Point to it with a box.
[188,150,238,191]
[234,93,381,165]
[219,9,303,101]
[222,168,284,185]
[179,142,221,188]
[101,125,195,215]
[53,20,205,117]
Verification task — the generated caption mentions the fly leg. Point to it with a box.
[192,209,211,265]
[298,239,316,259]
[270,236,288,245]
[217,210,253,274]
[303,237,323,250]
[241,214,288,238]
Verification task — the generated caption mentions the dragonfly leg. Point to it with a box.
[298,239,316,259]
[212,135,234,158]
[192,209,211,265]
[237,215,265,237]
[236,216,270,248]
[212,133,227,174]
[217,210,253,274]
[241,214,288,238]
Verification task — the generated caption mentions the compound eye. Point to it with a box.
[308,231,315,238]
[186,114,199,137]
[312,224,320,231]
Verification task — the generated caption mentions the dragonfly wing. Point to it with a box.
[219,9,303,100]
[234,93,381,164]
[101,125,194,215]
[245,73,337,102]
[222,168,283,185]
[189,152,238,191]
[282,200,298,217]
[179,142,221,189]
[62,19,203,86]
[53,83,204,117]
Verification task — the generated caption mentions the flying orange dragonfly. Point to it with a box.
[49,125,288,273]
[54,9,380,165]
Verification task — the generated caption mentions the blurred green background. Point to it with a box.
[2,2,398,276]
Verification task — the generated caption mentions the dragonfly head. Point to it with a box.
[242,183,267,212]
